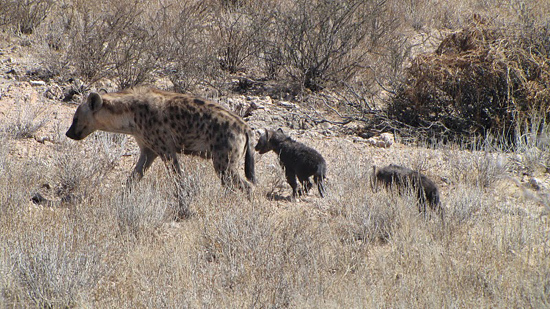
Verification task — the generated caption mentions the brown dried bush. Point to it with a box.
[385,17,550,144]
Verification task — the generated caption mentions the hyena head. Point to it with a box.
[255,128,286,154]
[66,92,104,140]
[255,129,273,154]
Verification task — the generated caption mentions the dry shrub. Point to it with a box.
[3,223,109,308]
[40,0,171,87]
[0,0,53,34]
[386,17,550,144]
[512,111,550,173]
[266,0,396,91]
[209,1,270,74]
[2,99,47,140]
[164,1,218,92]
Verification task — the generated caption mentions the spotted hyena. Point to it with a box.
[372,164,443,218]
[66,87,255,191]
[255,128,326,198]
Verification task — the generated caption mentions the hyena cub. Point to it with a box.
[255,128,326,198]
[372,164,443,218]
[66,87,255,192]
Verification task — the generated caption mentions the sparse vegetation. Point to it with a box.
[1,93,47,139]
[1,0,549,307]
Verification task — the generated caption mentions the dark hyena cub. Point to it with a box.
[372,164,443,218]
[256,128,326,198]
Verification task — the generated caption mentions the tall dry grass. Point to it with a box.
[3,119,549,307]
[1,0,549,307]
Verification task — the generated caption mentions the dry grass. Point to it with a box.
[1,0,549,307]
[1,121,548,307]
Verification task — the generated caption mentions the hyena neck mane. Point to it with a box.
[272,135,294,151]
[96,99,137,135]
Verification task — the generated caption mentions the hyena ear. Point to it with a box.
[276,128,284,134]
[87,93,103,112]
[98,88,108,95]
[255,128,265,138]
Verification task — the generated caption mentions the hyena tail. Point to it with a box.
[315,164,326,198]
[244,132,256,184]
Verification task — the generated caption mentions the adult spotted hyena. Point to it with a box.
[372,164,443,219]
[66,88,255,191]
[255,128,326,198]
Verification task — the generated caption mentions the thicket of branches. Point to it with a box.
[381,17,550,144]
[0,0,398,92]
[2,0,549,145]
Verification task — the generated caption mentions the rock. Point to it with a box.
[278,100,297,109]
[31,192,54,207]
[529,177,542,191]
[366,132,395,148]
[30,80,46,86]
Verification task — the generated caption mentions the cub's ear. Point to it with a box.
[276,128,284,134]
[98,88,108,95]
[87,93,103,112]
[255,128,265,137]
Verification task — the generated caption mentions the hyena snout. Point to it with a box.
[65,121,91,140]
[65,124,82,140]
[254,136,270,154]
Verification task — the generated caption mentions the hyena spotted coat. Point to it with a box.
[66,88,255,191]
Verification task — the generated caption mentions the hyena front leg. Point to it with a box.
[128,146,158,184]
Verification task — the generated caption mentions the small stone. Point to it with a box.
[30,80,46,86]
[529,177,542,191]
[366,132,395,148]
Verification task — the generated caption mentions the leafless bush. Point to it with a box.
[109,1,170,89]
[3,114,46,140]
[209,1,271,74]
[339,194,399,243]
[447,185,486,224]
[197,202,334,307]
[0,138,47,215]
[5,230,106,308]
[447,149,508,188]
[164,1,214,92]
[115,181,170,239]
[53,133,119,202]
[511,112,550,173]
[0,0,54,34]
[49,0,166,87]
[267,0,394,91]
